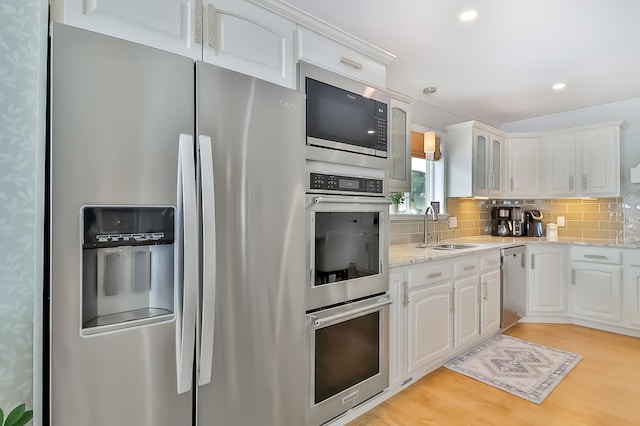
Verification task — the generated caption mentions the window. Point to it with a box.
[394,132,444,215]
[403,157,432,213]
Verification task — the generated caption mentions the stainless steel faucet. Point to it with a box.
[424,205,438,245]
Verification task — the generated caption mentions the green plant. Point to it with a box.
[389,192,406,205]
[0,404,33,426]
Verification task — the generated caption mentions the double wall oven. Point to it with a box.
[304,162,391,426]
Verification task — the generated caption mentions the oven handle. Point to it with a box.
[313,196,392,205]
[310,297,392,327]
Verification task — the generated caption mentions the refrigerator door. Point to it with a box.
[48,24,194,425]
[196,62,307,426]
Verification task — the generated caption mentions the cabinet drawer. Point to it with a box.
[408,261,453,289]
[454,257,480,276]
[571,246,622,264]
[296,27,387,88]
[481,252,501,271]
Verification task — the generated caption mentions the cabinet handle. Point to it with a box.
[464,265,476,271]
[510,177,514,191]
[571,269,576,285]
[583,254,607,260]
[340,56,363,70]
[582,174,587,190]
[569,175,574,191]
[195,0,203,45]
[402,282,409,307]
[491,174,495,190]
[427,272,442,279]
[530,254,535,269]
[483,282,487,301]
[207,4,216,48]
[449,292,454,312]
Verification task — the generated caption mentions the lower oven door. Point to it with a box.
[307,295,390,426]
[307,195,390,310]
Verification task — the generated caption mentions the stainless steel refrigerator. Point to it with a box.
[46,23,306,426]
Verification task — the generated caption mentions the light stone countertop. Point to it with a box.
[389,236,640,268]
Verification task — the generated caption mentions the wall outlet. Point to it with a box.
[557,216,565,227]
[449,216,457,228]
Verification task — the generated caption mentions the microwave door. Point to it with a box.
[306,78,377,156]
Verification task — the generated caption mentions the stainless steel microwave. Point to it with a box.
[298,62,390,170]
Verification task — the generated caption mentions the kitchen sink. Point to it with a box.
[416,243,478,250]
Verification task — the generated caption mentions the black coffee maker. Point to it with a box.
[524,210,544,237]
[491,206,512,236]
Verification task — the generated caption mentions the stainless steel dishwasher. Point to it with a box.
[500,245,527,329]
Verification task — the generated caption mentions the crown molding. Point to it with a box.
[248,0,396,65]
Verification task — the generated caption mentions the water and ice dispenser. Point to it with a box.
[82,206,175,334]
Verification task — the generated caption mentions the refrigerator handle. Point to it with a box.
[198,135,216,387]
[176,134,198,394]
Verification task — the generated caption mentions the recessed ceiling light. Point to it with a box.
[460,10,477,22]
[423,87,437,94]
[553,82,566,90]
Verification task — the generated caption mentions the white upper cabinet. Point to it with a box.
[50,0,394,90]
[473,129,505,197]
[388,98,412,193]
[296,26,387,88]
[580,126,620,196]
[202,0,296,88]
[507,137,543,197]
[544,134,576,196]
[543,122,621,197]
[50,0,202,59]
[445,121,506,198]
[50,0,295,86]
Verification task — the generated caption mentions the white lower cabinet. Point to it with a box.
[480,252,501,335]
[624,265,640,329]
[622,250,640,330]
[388,271,406,389]
[400,250,502,380]
[480,269,501,335]
[454,275,480,348]
[570,247,623,323]
[405,260,454,376]
[527,244,567,315]
[407,281,454,373]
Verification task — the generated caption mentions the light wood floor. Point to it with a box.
[348,323,640,426]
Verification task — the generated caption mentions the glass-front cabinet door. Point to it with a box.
[388,98,411,192]
[490,134,505,194]
[473,129,489,195]
[473,128,505,196]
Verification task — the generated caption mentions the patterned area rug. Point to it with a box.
[444,334,582,404]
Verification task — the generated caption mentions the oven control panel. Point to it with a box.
[309,173,383,194]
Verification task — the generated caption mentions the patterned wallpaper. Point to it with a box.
[0,0,46,417]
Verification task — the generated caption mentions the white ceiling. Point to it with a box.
[282,0,640,129]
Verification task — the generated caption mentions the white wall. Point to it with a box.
[0,0,48,421]
[501,98,640,197]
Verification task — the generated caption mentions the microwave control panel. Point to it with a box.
[309,173,383,194]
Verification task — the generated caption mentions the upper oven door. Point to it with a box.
[306,195,390,311]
